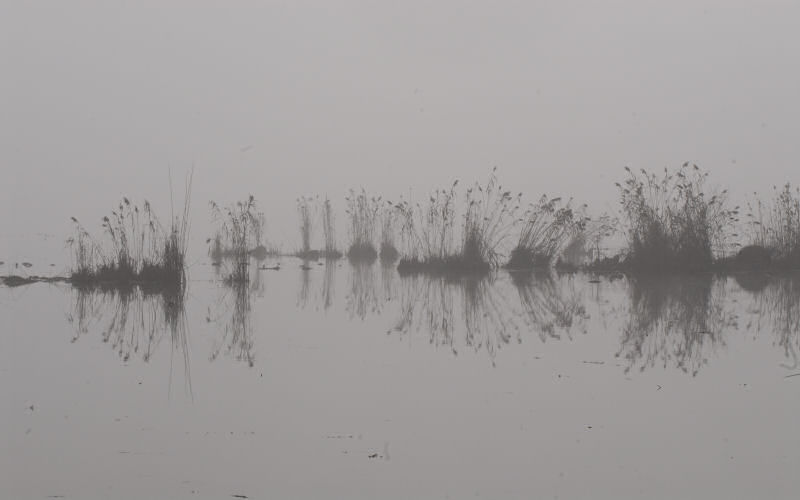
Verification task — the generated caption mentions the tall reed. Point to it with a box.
[68,171,192,286]
[297,196,315,255]
[379,200,400,262]
[397,169,520,274]
[506,195,585,269]
[345,188,380,261]
[461,168,522,268]
[617,163,736,272]
[745,183,800,268]
[210,195,262,284]
[321,196,341,258]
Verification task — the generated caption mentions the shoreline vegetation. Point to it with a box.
[5,164,800,290]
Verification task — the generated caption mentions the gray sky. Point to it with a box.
[2,1,799,248]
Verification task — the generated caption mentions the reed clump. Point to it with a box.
[296,195,316,259]
[321,196,342,259]
[616,163,737,273]
[397,169,520,275]
[379,200,400,263]
[210,195,263,284]
[293,195,342,260]
[505,195,588,269]
[345,188,380,262]
[744,183,800,269]
[68,175,192,288]
[557,214,619,271]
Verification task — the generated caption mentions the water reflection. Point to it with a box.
[297,261,312,309]
[67,283,192,396]
[63,261,800,378]
[380,262,398,303]
[321,260,337,311]
[510,270,589,342]
[209,268,259,367]
[392,274,520,365]
[346,263,381,320]
[615,275,735,376]
[740,273,800,370]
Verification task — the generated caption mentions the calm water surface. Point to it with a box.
[2,251,800,499]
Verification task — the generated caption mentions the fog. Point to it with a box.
[6,4,800,498]
[2,0,799,246]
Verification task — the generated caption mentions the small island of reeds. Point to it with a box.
[68,176,192,289]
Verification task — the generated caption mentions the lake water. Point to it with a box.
[2,253,800,499]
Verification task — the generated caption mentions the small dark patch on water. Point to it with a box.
[396,256,491,277]
[1,275,69,287]
[733,272,771,292]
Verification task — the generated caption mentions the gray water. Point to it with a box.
[2,254,800,499]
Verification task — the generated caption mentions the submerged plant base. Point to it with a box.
[396,256,491,277]
[294,249,343,261]
[379,244,400,263]
[295,249,322,261]
[69,260,184,289]
[324,249,344,260]
[1,275,70,287]
[504,247,555,270]
[347,244,378,263]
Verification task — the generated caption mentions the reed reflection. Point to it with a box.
[297,261,313,309]
[209,265,261,367]
[738,272,800,370]
[615,274,734,376]
[510,270,589,342]
[392,273,520,364]
[346,262,381,320]
[67,283,192,397]
[321,260,337,311]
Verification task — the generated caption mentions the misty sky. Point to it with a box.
[2,1,799,249]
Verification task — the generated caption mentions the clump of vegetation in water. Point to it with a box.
[505,195,588,269]
[557,214,619,271]
[68,174,192,288]
[396,169,520,275]
[395,181,458,274]
[345,188,380,262]
[617,163,737,272]
[321,196,342,259]
[379,200,400,263]
[460,169,521,269]
[295,195,319,260]
[208,232,224,263]
[209,211,267,262]
[744,183,800,269]
[210,195,262,284]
